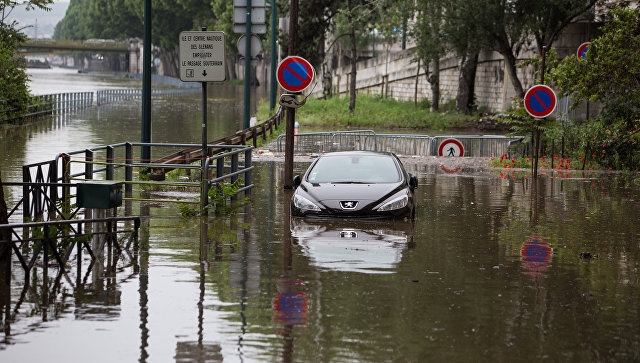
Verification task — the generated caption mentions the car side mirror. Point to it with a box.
[409,174,418,190]
[293,175,302,188]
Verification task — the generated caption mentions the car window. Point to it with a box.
[307,154,401,183]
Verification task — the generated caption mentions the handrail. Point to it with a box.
[0,216,140,232]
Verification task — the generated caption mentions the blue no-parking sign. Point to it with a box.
[277,56,315,93]
[524,85,557,118]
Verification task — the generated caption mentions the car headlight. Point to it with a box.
[377,193,408,211]
[293,194,321,212]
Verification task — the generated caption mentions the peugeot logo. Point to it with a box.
[340,201,358,210]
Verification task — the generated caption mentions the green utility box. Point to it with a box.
[77,181,123,209]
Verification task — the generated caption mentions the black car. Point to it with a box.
[291,151,417,219]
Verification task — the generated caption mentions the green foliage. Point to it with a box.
[412,0,445,66]
[207,179,249,216]
[179,204,198,217]
[1,1,53,122]
[551,8,640,124]
[296,94,477,130]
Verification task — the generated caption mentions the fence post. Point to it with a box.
[216,156,224,210]
[125,143,133,195]
[49,160,58,220]
[61,153,71,216]
[244,147,252,197]
[85,149,94,180]
[22,165,31,222]
[106,145,114,180]
[231,153,238,201]
[202,157,211,212]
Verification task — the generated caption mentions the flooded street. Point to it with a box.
[1,69,640,361]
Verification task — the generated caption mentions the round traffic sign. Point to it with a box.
[577,42,591,59]
[277,56,315,93]
[524,85,557,118]
[438,138,464,157]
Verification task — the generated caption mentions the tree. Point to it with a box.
[1,0,53,121]
[440,0,489,113]
[332,0,376,112]
[552,8,640,125]
[525,0,599,56]
[412,0,445,111]
[53,0,90,40]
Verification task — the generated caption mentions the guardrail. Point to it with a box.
[1,87,206,122]
[1,92,94,123]
[8,142,254,222]
[0,216,140,278]
[277,130,523,157]
[5,105,285,223]
[96,87,200,106]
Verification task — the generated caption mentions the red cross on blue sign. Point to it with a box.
[524,85,557,118]
[277,56,315,93]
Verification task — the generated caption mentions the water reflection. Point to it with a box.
[290,218,415,274]
[520,235,553,277]
[0,240,136,345]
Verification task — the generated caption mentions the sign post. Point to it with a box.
[179,29,226,172]
[524,83,557,178]
[277,55,314,188]
[234,0,266,130]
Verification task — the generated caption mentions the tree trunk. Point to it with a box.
[159,48,180,78]
[501,49,524,99]
[227,55,237,80]
[428,58,440,112]
[348,0,357,113]
[414,58,421,107]
[456,51,479,114]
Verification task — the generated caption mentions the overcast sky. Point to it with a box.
[6,1,69,38]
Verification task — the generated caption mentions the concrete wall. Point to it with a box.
[315,22,600,119]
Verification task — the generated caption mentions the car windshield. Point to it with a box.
[307,154,401,183]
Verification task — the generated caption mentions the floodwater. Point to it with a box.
[1,68,640,362]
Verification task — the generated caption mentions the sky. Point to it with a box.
[5,1,70,39]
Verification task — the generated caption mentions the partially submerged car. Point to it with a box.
[290,151,417,219]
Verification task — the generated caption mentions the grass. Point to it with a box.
[254,94,478,130]
[288,94,478,130]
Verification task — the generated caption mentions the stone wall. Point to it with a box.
[315,22,598,119]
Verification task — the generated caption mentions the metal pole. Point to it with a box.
[243,0,253,129]
[270,0,278,112]
[284,0,299,189]
[202,26,209,168]
[202,81,208,168]
[141,0,152,163]
[533,46,547,179]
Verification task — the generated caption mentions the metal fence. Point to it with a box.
[1,87,203,122]
[6,142,254,223]
[96,87,200,105]
[1,92,94,122]
[277,131,523,157]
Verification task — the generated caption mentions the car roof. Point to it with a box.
[318,151,396,158]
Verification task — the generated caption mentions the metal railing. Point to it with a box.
[96,87,200,105]
[277,130,523,157]
[1,92,94,122]
[10,142,254,222]
[0,216,140,278]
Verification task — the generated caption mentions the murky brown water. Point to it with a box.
[1,69,640,362]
